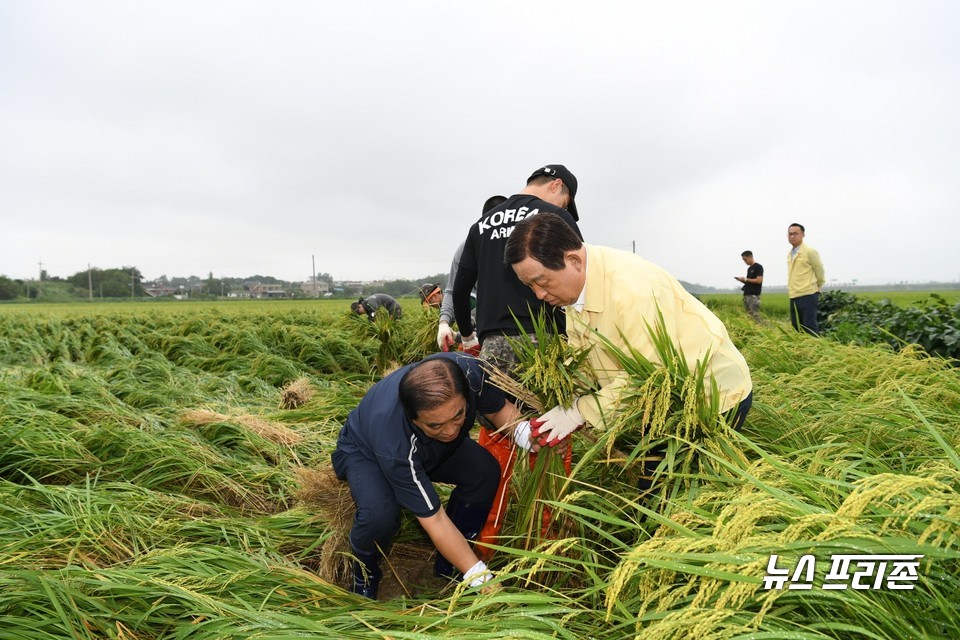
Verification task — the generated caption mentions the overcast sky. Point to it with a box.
[2,1,958,290]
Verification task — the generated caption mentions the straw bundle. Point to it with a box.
[179,409,303,446]
[293,465,355,585]
[279,377,315,409]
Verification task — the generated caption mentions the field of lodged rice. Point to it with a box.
[1,300,958,639]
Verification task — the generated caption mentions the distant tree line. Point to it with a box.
[0,268,147,301]
[360,274,448,299]
[0,276,20,300]
[0,268,450,302]
[66,267,146,298]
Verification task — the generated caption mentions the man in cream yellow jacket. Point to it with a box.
[503,212,753,477]
[786,223,826,335]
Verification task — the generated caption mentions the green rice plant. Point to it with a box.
[398,306,445,364]
[577,307,742,515]
[181,410,303,467]
[595,433,960,640]
[82,331,135,366]
[80,423,291,513]
[506,312,591,413]
[105,353,200,410]
[1,475,182,570]
[224,327,271,359]
[0,548,356,639]
[341,310,400,374]
[0,403,101,484]
[476,312,593,578]
[318,334,374,374]
[736,318,960,476]
[262,321,369,375]
[160,333,220,368]
[245,353,303,388]
[290,337,341,374]
[0,475,336,576]
[1,334,50,367]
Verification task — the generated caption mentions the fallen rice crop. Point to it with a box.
[0,299,957,639]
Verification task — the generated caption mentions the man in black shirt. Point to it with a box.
[452,164,583,372]
[451,164,582,555]
[735,250,764,323]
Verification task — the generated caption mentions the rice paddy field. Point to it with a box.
[1,298,958,639]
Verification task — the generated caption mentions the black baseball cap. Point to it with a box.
[527,164,579,220]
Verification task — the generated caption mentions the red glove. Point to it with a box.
[462,333,481,357]
[529,417,550,447]
[530,402,584,446]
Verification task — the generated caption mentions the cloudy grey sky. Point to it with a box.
[2,1,958,290]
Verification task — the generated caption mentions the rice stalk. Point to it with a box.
[480,312,592,574]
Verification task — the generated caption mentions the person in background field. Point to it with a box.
[419,283,443,309]
[786,223,826,335]
[351,293,403,322]
[504,212,753,492]
[330,353,537,599]
[436,195,507,354]
[735,250,764,323]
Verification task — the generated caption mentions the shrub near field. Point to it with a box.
[0,301,958,639]
[703,290,960,360]
[700,290,960,320]
[816,291,960,359]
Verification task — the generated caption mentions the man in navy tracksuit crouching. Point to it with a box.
[331,352,535,598]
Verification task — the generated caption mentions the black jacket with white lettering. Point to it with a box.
[452,194,582,342]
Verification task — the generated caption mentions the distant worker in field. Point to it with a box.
[436,195,507,354]
[351,293,403,322]
[735,250,764,323]
[419,283,443,309]
[504,212,753,492]
[331,353,537,599]
[786,223,826,335]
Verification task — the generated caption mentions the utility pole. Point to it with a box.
[312,254,318,298]
[88,264,93,301]
[130,268,136,302]
[631,240,636,254]
[38,259,43,297]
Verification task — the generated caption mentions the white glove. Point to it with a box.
[461,333,480,356]
[463,560,493,587]
[437,321,456,351]
[512,420,533,451]
[531,402,583,446]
